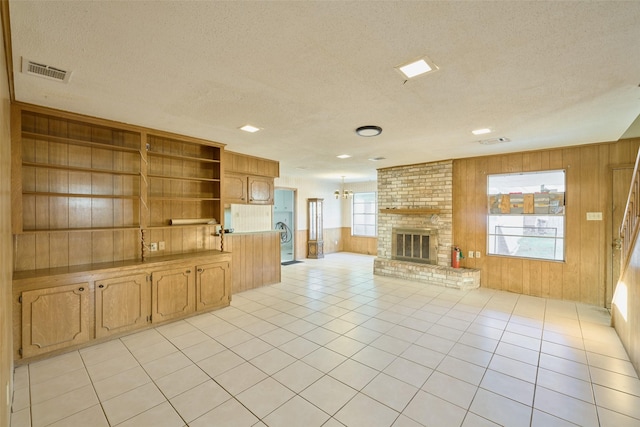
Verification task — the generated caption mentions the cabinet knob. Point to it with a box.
[186,270,191,274]
[197,268,204,273]
[78,287,85,292]
[98,284,104,288]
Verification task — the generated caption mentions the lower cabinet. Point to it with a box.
[151,267,196,323]
[21,282,91,358]
[95,274,151,339]
[14,251,232,362]
[196,261,231,311]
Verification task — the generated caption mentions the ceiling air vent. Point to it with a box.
[21,58,71,83]
[479,137,510,145]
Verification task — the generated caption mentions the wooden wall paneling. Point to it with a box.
[92,231,114,264]
[527,261,540,297]
[14,235,35,271]
[483,155,504,289]
[539,262,550,298]
[474,158,489,270]
[522,151,542,172]
[170,228,182,254]
[123,229,140,261]
[562,147,581,301]
[251,234,262,288]
[35,233,49,270]
[579,145,601,304]
[452,159,466,265]
[506,257,523,294]
[237,235,248,293]
[69,231,92,266]
[503,153,523,173]
[12,106,24,233]
[522,259,531,295]
[49,233,69,268]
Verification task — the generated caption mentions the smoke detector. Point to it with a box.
[479,137,510,145]
[21,58,72,83]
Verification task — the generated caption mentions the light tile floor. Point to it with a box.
[10,253,640,427]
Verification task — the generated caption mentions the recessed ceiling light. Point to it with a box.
[356,126,382,137]
[396,57,438,79]
[472,128,492,135]
[337,154,351,159]
[369,157,386,161]
[240,125,260,133]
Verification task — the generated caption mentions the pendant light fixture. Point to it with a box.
[334,176,353,199]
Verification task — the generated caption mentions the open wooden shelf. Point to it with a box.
[147,151,220,163]
[147,173,219,183]
[23,192,140,199]
[21,226,141,234]
[23,162,140,176]
[22,131,140,153]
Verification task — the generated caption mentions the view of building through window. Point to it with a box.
[487,170,565,261]
[352,192,377,237]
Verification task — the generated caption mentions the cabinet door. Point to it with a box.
[151,267,195,323]
[95,274,150,338]
[196,261,231,311]
[248,176,274,204]
[21,282,91,358]
[224,173,248,204]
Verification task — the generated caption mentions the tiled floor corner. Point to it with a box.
[10,253,640,426]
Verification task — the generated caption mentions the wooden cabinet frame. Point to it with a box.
[13,251,231,363]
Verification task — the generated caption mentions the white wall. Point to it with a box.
[340,180,378,227]
[275,176,343,230]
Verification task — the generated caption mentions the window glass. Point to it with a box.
[352,192,377,237]
[487,170,565,261]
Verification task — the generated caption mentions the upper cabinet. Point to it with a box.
[223,151,279,205]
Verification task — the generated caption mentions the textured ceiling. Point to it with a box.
[8,1,640,182]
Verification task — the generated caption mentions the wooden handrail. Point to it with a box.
[620,148,640,272]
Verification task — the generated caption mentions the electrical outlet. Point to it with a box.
[149,242,158,252]
[468,251,474,259]
[476,251,481,258]
[158,241,165,250]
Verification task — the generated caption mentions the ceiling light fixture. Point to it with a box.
[337,154,351,159]
[369,156,386,161]
[334,176,353,200]
[355,126,382,137]
[479,137,510,145]
[240,125,260,133]
[396,56,438,79]
[472,128,492,135]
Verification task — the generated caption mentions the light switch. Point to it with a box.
[468,251,474,259]
[586,212,603,221]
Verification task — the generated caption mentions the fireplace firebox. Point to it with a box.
[392,228,438,265]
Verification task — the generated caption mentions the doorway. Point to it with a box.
[274,188,296,263]
[607,167,634,308]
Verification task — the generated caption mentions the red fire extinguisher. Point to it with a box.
[452,246,464,268]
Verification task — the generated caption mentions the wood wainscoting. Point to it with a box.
[453,138,640,306]
[295,227,377,259]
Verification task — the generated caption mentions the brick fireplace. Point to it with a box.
[374,160,480,290]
